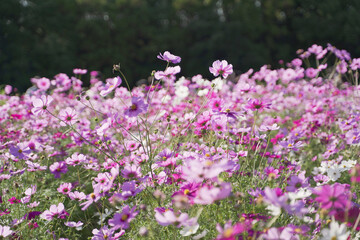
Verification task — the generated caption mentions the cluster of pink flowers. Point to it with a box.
[1,45,360,239]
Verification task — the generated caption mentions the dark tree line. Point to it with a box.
[1,0,359,91]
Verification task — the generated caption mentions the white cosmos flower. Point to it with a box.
[319,221,349,240]
[198,88,209,97]
[179,223,199,237]
[175,86,189,99]
[327,167,341,181]
[212,77,224,92]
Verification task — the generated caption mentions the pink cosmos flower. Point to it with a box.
[80,192,100,210]
[245,98,271,112]
[40,203,68,221]
[264,167,280,180]
[68,191,86,201]
[211,115,228,133]
[124,97,148,117]
[350,58,360,70]
[261,227,296,240]
[0,225,13,237]
[49,161,68,178]
[59,107,78,126]
[73,68,87,75]
[281,68,297,84]
[92,226,124,240]
[216,221,247,240]
[154,66,181,82]
[32,95,53,116]
[154,208,191,227]
[4,85,12,95]
[25,185,37,196]
[194,182,232,205]
[305,68,318,78]
[121,164,142,179]
[65,152,86,166]
[36,77,51,91]
[314,183,350,211]
[65,221,83,228]
[157,51,181,64]
[8,197,21,204]
[100,77,122,97]
[209,60,233,78]
[108,205,138,230]
[57,183,72,195]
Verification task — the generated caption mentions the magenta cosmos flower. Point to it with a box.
[209,60,233,78]
[100,77,122,97]
[245,98,271,112]
[32,95,53,116]
[157,51,181,64]
[314,183,350,211]
[124,97,148,117]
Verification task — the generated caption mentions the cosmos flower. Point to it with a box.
[124,97,148,117]
[209,60,233,78]
[32,95,53,116]
[319,221,349,240]
[73,68,87,75]
[157,51,181,64]
[59,107,78,126]
[40,203,68,221]
[314,183,350,211]
[0,225,13,237]
[154,66,181,82]
[9,143,31,160]
[100,77,122,97]
[36,77,51,91]
[57,183,72,195]
[108,205,138,230]
[49,161,68,179]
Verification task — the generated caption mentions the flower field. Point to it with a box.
[1,44,360,239]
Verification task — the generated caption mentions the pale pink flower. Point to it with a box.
[32,95,53,116]
[209,60,233,78]
[36,77,51,90]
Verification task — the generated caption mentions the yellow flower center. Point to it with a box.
[205,160,213,166]
[288,143,293,147]
[130,104,137,110]
[225,109,231,113]
[121,214,129,221]
[184,189,190,195]
[223,227,233,238]
[268,172,276,179]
